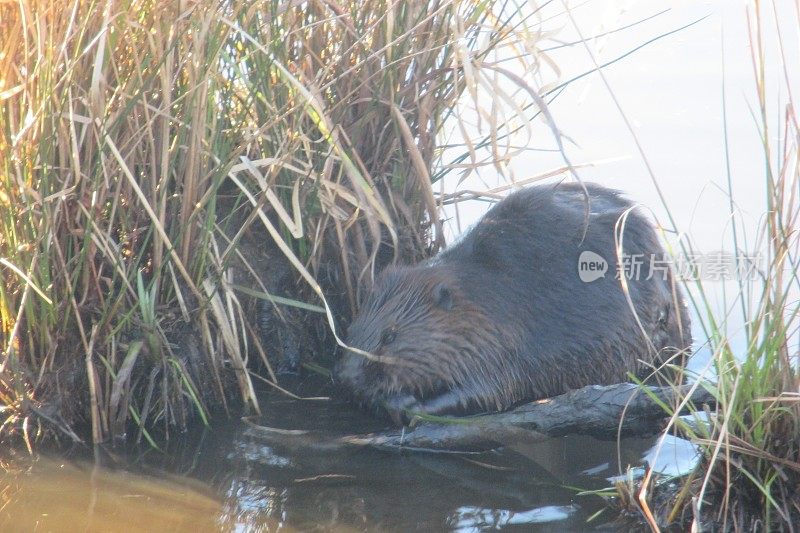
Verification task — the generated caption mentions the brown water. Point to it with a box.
[0,455,233,533]
[1,379,693,531]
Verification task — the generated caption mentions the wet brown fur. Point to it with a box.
[334,182,692,424]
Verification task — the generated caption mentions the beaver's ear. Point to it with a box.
[432,283,453,311]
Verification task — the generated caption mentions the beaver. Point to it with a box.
[334,182,691,425]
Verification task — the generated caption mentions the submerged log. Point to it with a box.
[244,382,715,453]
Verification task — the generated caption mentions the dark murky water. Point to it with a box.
[0,378,698,532]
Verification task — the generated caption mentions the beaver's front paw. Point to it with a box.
[383,394,423,427]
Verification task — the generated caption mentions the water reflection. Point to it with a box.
[197,421,601,530]
[449,505,577,530]
[0,384,700,532]
[642,434,702,478]
[145,387,700,531]
[0,455,231,533]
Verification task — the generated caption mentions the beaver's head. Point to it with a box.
[333,265,505,424]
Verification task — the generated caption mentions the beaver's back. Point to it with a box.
[436,182,690,398]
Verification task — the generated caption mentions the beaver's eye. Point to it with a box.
[380,328,397,346]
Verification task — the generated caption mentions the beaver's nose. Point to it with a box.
[331,350,364,388]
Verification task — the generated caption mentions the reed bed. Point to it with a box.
[0,0,551,445]
[614,3,800,530]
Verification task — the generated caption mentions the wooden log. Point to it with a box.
[243,382,715,453]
